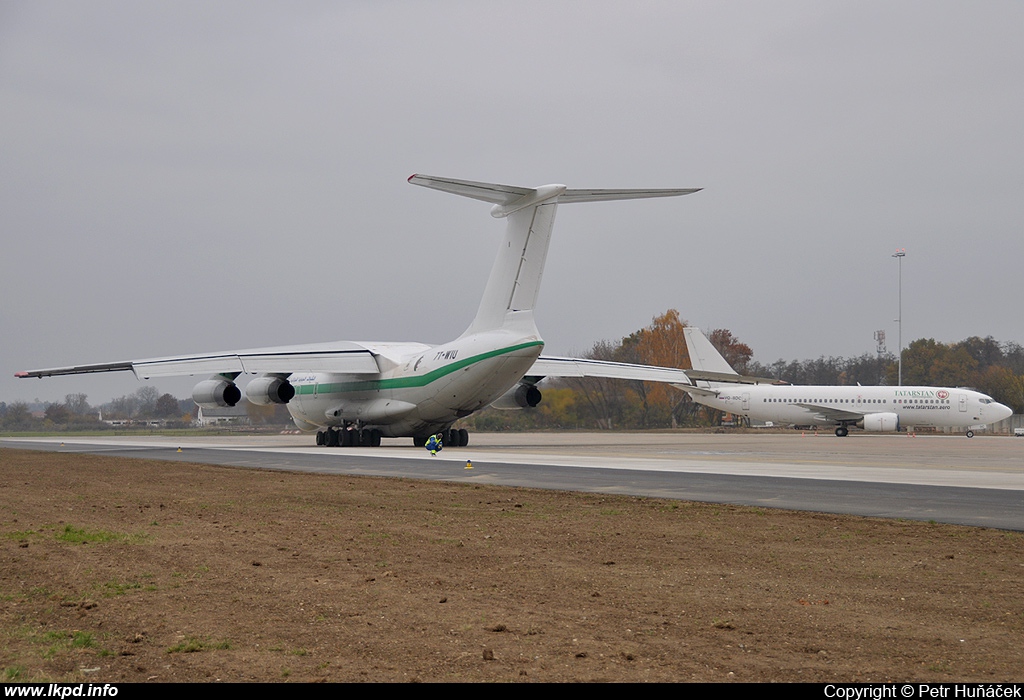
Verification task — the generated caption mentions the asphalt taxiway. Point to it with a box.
[3,431,1021,530]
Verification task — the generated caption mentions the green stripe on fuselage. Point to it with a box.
[295,340,544,395]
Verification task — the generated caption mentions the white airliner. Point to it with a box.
[678,327,1013,437]
[17,175,699,448]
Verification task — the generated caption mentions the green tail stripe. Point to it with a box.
[295,341,544,395]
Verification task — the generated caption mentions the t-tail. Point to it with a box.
[408,175,700,336]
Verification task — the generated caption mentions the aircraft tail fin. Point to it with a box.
[683,327,739,377]
[408,175,700,334]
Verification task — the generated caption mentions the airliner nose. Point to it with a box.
[994,402,1014,422]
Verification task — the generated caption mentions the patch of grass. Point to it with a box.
[100,580,142,597]
[4,666,26,681]
[71,631,95,649]
[167,637,232,653]
[30,629,111,660]
[55,525,146,544]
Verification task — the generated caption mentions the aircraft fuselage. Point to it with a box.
[696,384,1011,432]
[287,327,543,437]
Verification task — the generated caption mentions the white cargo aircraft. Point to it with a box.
[18,175,698,447]
[678,327,1013,437]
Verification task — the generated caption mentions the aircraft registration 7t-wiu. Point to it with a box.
[678,327,1013,437]
[18,174,700,448]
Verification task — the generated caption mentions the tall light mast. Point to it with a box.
[892,248,906,386]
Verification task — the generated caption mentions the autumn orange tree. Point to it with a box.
[633,309,691,427]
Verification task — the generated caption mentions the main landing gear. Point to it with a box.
[316,426,471,448]
[834,425,849,437]
[315,426,382,447]
[413,428,469,448]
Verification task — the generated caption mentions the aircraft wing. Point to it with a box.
[16,341,381,380]
[792,403,866,422]
[529,356,692,384]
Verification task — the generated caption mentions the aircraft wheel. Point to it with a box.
[413,435,427,448]
[369,428,382,447]
[835,426,849,438]
[448,428,464,447]
[341,429,353,447]
[316,431,325,446]
[458,428,469,447]
[326,428,339,447]
[966,430,975,438]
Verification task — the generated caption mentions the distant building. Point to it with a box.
[195,405,251,427]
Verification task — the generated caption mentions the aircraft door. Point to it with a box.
[959,394,967,412]
[742,393,750,411]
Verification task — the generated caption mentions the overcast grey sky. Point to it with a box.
[3,1,1022,405]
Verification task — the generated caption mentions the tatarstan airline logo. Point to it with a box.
[937,390,949,399]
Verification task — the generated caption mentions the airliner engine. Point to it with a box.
[245,376,295,405]
[490,383,542,410]
[192,378,241,408]
[858,412,900,432]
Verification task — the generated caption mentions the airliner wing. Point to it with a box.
[529,356,692,384]
[16,341,381,380]
[793,403,866,422]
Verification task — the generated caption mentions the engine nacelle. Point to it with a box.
[490,384,542,411]
[858,412,900,432]
[192,379,242,408]
[245,376,295,405]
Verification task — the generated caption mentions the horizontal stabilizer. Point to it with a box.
[685,369,782,385]
[408,174,533,205]
[409,174,700,217]
[558,187,702,203]
[676,384,720,398]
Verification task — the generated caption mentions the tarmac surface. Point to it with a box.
[4,430,1022,530]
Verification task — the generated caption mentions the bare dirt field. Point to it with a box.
[1,447,1022,682]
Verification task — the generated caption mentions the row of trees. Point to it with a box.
[0,387,194,431]
[467,309,1024,431]
[0,386,294,432]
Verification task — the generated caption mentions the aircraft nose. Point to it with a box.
[994,402,1014,422]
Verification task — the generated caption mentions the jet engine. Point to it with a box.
[858,412,900,432]
[192,378,242,408]
[490,383,542,410]
[245,376,295,405]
